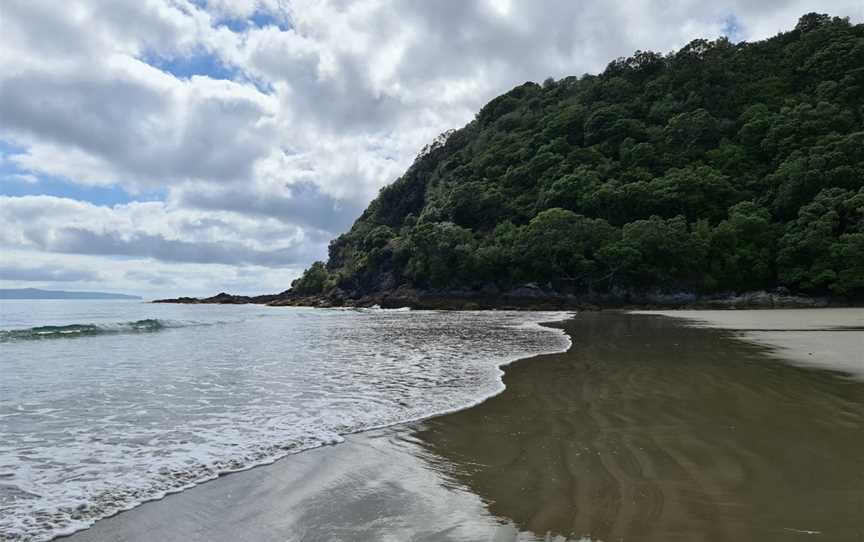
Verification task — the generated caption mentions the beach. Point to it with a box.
[631,308,864,380]
[66,309,864,542]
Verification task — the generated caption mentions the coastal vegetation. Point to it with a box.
[294,13,864,301]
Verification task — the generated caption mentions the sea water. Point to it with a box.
[0,300,570,541]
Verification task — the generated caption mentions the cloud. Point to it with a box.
[40,227,311,266]
[0,195,325,267]
[1,0,862,295]
[124,269,177,287]
[1,173,39,185]
[0,264,101,282]
[0,249,307,298]
[1,58,277,190]
[175,181,365,235]
[6,1,861,200]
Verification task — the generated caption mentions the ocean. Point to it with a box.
[0,300,570,541]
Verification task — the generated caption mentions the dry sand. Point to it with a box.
[632,308,863,380]
[67,311,864,542]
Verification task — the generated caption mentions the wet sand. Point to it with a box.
[67,311,864,542]
[632,308,864,380]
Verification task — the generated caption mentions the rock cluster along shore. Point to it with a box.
[153,285,841,311]
[152,292,284,305]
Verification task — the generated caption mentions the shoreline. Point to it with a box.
[632,308,864,380]
[66,309,864,542]
[45,312,572,542]
[152,288,860,311]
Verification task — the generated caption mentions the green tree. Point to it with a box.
[447,181,505,230]
[514,209,618,290]
[404,222,477,287]
[615,216,704,289]
[291,261,330,295]
[650,166,741,222]
[709,202,777,291]
[778,188,864,294]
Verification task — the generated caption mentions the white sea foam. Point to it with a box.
[0,302,571,541]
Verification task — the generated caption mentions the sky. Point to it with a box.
[1,0,862,298]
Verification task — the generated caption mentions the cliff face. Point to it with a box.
[288,13,863,306]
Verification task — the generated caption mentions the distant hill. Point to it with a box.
[288,13,864,303]
[0,288,142,300]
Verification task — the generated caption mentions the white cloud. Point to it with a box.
[0,195,325,266]
[1,0,861,295]
[2,54,278,190]
[0,249,304,298]
[1,173,39,185]
[0,262,102,282]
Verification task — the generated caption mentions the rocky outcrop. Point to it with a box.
[154,284,844,310]
[152,292,285,304]
[262,286,838,310]
[696,290,831,309]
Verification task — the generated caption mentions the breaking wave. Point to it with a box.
[0,319,181,341]
[0,308,572,541]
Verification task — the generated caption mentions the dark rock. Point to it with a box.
[156,285,847,311]
[506,284,546,298]
[152,296,201,304]
[480,283,500,295]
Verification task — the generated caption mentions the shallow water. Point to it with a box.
[64,311,864,542]
[416,312,864,541]
[0,300,570,541]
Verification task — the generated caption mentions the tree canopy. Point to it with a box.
[294,14,864,300]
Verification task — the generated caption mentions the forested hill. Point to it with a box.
[292,13,864,303]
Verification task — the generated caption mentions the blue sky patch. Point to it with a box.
[187,0,291,32]
[1,141,164,206]
[141,48,239,81]
[214,11,290,32]
[0,175,163,206]
[248,10,291,31]
[140,48,274,94]
[721,14,743,42]
[0,140,27,157]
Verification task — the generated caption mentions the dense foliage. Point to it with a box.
[295,14,864,299]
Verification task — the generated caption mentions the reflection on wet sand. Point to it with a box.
[68,311,864,542]
[414,312,864,541]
